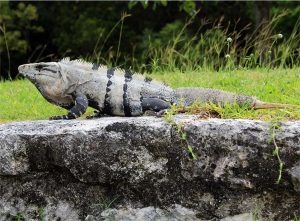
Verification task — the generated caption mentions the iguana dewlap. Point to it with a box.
[18,58,296,120]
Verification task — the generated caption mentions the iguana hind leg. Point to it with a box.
[50,95,88,120]
[141,97,170,116]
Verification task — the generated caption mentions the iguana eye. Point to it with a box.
[42,67,57,73]
[36,64,45,71]
[35,64,57,73]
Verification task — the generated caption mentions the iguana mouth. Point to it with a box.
[18,64,37,80]
[18,64,26,75]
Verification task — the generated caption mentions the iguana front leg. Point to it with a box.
[50,95,88,120]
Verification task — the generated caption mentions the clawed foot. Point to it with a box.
[155,108,186,117]
[49,115,75,120]
[86,111,104,119]
[144,110,168,117]
[156,109,168,117]
[143,110,157,116]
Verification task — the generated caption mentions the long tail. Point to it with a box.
[174,88,298,110]
[252,99,298,109]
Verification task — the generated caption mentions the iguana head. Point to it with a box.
[18,62,74,108]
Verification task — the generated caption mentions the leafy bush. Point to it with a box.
[0,2,43,79]
[1,1,300,79]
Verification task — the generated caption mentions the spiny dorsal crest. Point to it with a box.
[58,58,166,85]
[59,57,108,72]
[58,58,138,78]
[58,58,136,79]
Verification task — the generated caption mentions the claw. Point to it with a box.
[156,109,168,117]
[49,114,75,120]
[49,116,63,120]
[86,111,104,119]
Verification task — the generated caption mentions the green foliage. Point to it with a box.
[294,214,300,221]
[52,6,107,55]
[269,122,283,184]
[141,20,186,49]
[0,2,43,54]
[163,105,198,160]
[179,1,196,15]
[1,2,300,79]
[128,0,196,14]
[90,196,119,211]
[0,1,43,79]
[7,212,25,221]
[37,208,46,221]
[206,102,254,119]
[3,208,45,221]
[143,12,300,72]
[252,208,262,221]
[128,0,149,10]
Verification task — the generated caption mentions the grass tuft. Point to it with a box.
[128,12,300,73]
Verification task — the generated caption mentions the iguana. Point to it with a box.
[18,58,296,120]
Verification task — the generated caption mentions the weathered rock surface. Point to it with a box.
[99,204,200,221]
[0,116,300,220]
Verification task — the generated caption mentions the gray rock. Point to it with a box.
[0,116,300,220]
[221,213,254,221]
[289,161,300,192]
[100,204,199,221]
[0,117,171,184]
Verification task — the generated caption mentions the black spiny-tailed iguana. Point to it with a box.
[18,58,296,120]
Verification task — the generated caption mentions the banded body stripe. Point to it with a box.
[103,68,144,116]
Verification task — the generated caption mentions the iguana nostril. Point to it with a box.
[18,65,25,72]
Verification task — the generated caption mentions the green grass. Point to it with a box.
[0,79,95,123]
[0,68,300,123]
[0,80,63,123]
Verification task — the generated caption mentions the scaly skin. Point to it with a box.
[174,88,297,109]
[18,58,296,120]
[18,58,175,119]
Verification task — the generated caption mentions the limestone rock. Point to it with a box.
[289,161,300,192]
[0,116,300,220]
[221,213,254,221]
[100,204,199,221]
